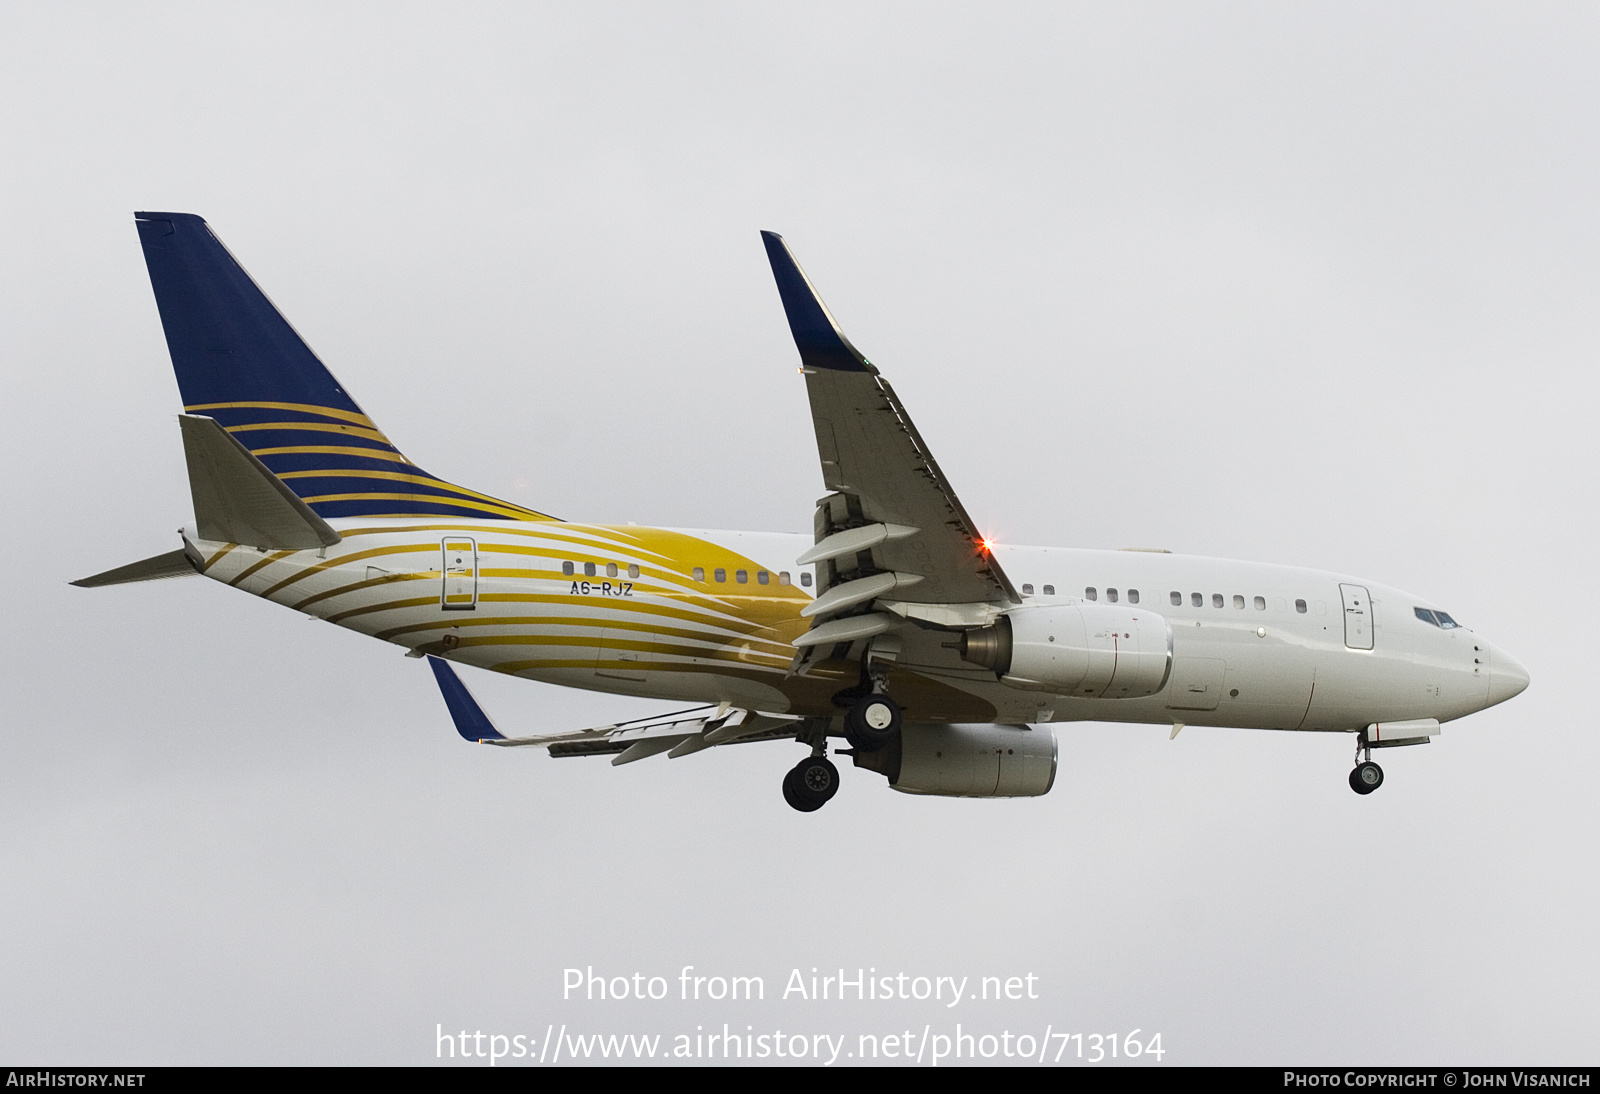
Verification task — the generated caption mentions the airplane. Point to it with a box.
[75,212,1530,812]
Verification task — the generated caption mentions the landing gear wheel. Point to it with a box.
[1349,761,1384,795]
[845,694,902,752]
[783,755,840,812]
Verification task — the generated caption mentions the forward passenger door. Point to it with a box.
[1340,584,1373,650]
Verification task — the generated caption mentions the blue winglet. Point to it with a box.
[427,656,506,742]
[760,231,874,374]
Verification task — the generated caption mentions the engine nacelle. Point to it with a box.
[851,723,1057,798]
[959,603,1173,698]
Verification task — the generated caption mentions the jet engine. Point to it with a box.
[959,604,1173,698]
[850,723,1057,797]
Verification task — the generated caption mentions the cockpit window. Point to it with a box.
[1415,607,1461,629]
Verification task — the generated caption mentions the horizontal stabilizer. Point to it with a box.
[71,549,198,588]
[180,414,340,549]
[427,656,506,742]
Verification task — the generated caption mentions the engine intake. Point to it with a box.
[959,604,1173,698]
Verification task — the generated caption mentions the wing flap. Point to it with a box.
[426,657,804,759]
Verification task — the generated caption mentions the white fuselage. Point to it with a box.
[186,519,1526,736]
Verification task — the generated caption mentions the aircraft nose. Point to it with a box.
[1485,645,1530,708]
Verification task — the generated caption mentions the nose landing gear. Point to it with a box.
[1348,731,1384,795]
[1349,761,1384,794]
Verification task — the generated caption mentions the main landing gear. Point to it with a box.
[782,693,904,812]
[1348,731,1384,795]
[782,754,839,813]
[844,693,902,752]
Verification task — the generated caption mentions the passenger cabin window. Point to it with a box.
[714,568,727,583]
[693,567,705,582]
[1254,596,1266,610]
[628,564,640,579]
[1085,587,1097,601]
[1107,588,1119,603]
[1043,585,1055,595]
[1022,583,1034,595]
[757,571,769,585]
[1295,599,1308,613]
[1212,593,1224,609]
[584,562,597,578]
[778,572,791,586]
[562,561,574,576]
[1170,591,1182,606]
[606,563,618,578]
[1128,589,1139,604]
[1191,592,1203,607]
[735,569,748,584]
[1233,594,1245,609]
[801,573,813,587]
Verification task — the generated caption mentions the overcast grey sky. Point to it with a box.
[2,2,1595,1065]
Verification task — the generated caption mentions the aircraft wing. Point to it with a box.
[427,657,805,763]
[761,233,1019,645]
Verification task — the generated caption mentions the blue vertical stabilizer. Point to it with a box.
[134,212,552,522]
